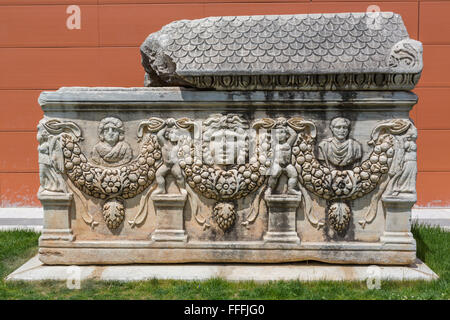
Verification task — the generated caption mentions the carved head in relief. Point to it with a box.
[98,117,125,147]
[92,117,133,166]
[407,126,418,141]
[317,117,362,170]
[164,127,181,143]
[202,114,249,166]
[330,117,351,142]
[273,117,291,143]
[36,122,50,146]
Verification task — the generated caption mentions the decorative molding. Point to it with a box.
[388,39,423,74]
[182,73,421,91]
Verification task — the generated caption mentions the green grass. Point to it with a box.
[0,224,448,299]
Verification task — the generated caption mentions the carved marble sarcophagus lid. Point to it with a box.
[36,12,422,266]
[141,12,423,90]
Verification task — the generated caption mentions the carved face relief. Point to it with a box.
[202,114,249,166]
[91,117,133,166]
[209,129,240,165]
[36,123,49,144]
[330,118,350,142]
[102,123,121,146]
[164,127,180,143]
[277,128,289,144]
[317,117,362,169]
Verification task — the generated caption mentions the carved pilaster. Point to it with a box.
[151,193,188,242]
[380,195,416,245]
[38,189,74,243]
[263,195,301,243]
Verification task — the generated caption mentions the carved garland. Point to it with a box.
[55,119,164,229]
[39,116,414,234]
[290,118,411,232]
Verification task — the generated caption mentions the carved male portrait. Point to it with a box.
[91,117,133,166]
[317,117,362,169]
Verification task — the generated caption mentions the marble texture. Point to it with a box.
[7,255,438,282]
[34,12,423,266]
[36,87,418,265]
[140,12,423,90]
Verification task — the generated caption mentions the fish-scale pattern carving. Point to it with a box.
[143,12,409,76]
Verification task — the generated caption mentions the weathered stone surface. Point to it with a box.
[34,12,422,267]
[263,195,301,243]
[7,255,438,282]
[36,87,418,265]
[140,12,423,90]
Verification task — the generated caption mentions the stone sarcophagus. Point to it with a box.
[37,12,422,265]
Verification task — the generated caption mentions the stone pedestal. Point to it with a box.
[150,193,188,242]
[263,195,301,243]
[38,189,74,243]
[380,195,416,245]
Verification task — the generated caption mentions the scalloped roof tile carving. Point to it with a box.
[140,12,423,90]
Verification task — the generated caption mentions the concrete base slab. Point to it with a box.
[6,255,438,282]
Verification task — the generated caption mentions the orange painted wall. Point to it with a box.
[0,1,449,207]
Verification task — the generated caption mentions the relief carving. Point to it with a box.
[58,117,163,229]
[179,114,266,201]
[317,117,362,170]
[37,119,82,193]
[213,202,236,232]
[387,124,418,196]
[103,197,125,230]
[291,117,413,232]
[388,39,423,74]
[264,118,301,196]
[91,117,133,166]
[154,118,189,195]
[141,13,422,91]
[36,13,422,265]
[202,114,249,166]
[177,114,266,231]
[45,114,417,234]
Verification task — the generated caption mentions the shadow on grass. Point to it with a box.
[412,221,431,262]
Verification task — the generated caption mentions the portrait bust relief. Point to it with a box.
[317,117,362,170]
[91,117,133,166]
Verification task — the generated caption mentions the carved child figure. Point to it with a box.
[154,118,186,194]
[91,117,133,166]
[266,118,301,196]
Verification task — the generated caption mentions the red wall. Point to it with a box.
[0,0,449,207]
